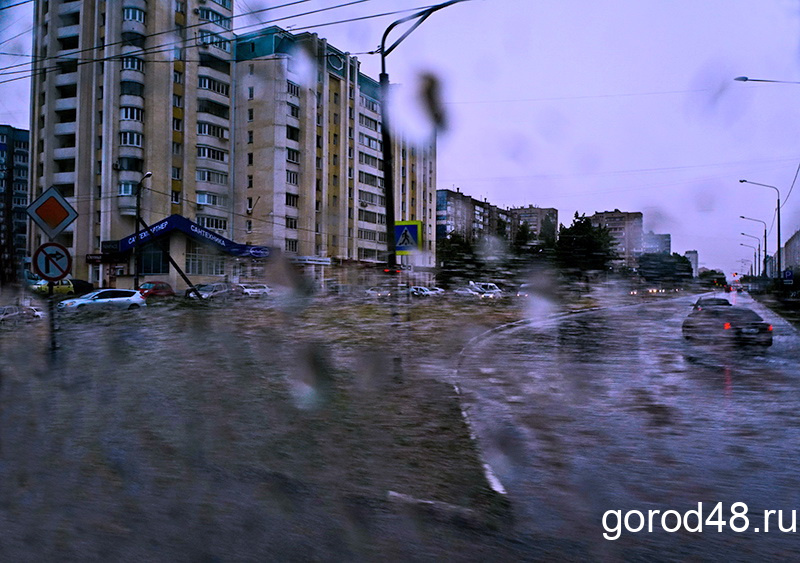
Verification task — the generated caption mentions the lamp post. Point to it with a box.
[740,232,761,276]
[740,215,768,277]
[740,243,757,276]
[738,180,781,278]
[134,171,152,290]
[378,0,467,272]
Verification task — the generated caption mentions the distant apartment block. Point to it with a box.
[684,250,699,278]
[29,2,435,290]
[508,204,558,244]
[590,210,643,269]
[0,125,29,280]
[436,188,512,243]
[643,231,671,254]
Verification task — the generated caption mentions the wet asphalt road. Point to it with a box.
[456,292,800,559]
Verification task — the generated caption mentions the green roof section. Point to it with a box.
[234,25,380,98]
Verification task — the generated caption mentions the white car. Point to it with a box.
[409,286,432,297]
[427,287,445,296]
[453,287,482,297]
[57,289,146,311]
[240,283,271,297]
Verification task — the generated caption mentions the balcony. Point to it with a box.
[53,146,76,160]
[54,72,78,87]
[56,25,81,39]
[117,195,136,216]
[54,97,77,112]
[52,171,76,185]
[54,122,77,136]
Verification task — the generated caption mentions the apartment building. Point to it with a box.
[643,231,671,255]
[508,204,557,245]
[29,2,435,290]
[589,210,643,269]
[0,125,29,283]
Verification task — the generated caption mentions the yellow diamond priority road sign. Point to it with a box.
[27,186,79,240]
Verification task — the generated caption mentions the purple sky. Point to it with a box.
[3,0,800,276]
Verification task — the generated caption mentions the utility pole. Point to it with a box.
[133,171,152,290]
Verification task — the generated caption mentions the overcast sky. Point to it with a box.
[3,0,800,276]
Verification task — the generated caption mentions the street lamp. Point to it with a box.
[740,243,757,276]
[740,232,761,276]
[740,215,768,277]
[738,180,781,278]
[134,171,152,290]
[377,0,467,271]
[734,76,800,84]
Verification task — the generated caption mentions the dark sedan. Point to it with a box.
[682,306,773,346]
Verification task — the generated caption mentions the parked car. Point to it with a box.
[692,297,732,311]
[682,306,773,346]
[0,306,24,327]
[239,283,271,297]
[365,287,393,298]
[474,282,503,299]
[32,279,75,295]
[31,278,94,296]
[139,281,176,299]
[427,287,445,296]
[186,282,243,300]
[57,289,147,312]
[453,287,482,297]
[409,286,432,297]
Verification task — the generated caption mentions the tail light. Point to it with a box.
[723,322,731,330]
[768,325,773,332]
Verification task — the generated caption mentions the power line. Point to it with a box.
[0,0,33,12]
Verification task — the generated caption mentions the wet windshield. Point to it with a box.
[2,0,800,560]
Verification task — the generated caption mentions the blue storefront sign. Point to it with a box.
[117,214,270,258]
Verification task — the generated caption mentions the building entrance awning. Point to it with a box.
[117,214,271,258]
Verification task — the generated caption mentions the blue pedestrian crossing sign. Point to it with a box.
[395,221,422,255]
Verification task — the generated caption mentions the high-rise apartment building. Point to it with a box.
[29,3,435,289]
[508,204,557,244]
[0,125,29,283]
[643,231,671,255]
[590,210,643,269]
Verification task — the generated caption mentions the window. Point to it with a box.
[286,126,300,141]
[247,175,253,189]
[360,94,380,113]
[196,168,229,185]
[359,151,381,169]
[172,142,182,155]
[358,171,383,188]
[120,106,143,121]
[172,94,183,107]
[186,241,226,275]
[285,239,298,253]
[197,98,229,119]
[288,103,300,118]
[286,193,299,207]
[173,70,183,84]
[172,118,182,131]
[118,181,136,196]
[197,122,229,139]
[120,80,144,97]
[246,220,253,233]
[121,56,144,72]
[196,215,228,232]
[119,131,142,146]
[247,108,254,121]
[285,216,298,230]
[175,1,185,13]
[358,133,381,151]
[358,229,377,241]
[198,75,230,96]
[287,148,300,163]
[197,7,232,30]
[286,170,298,185]
[247,153,253,166]
[198,30,231,52]
[196,145,228,162]
[122,7,146,23]
[359,114,379,131]
[248,86,254,100]
[358,190,385,206]
[210,0,232,10]
[247,130,253,144]
[171,166,182,180]
[171,190,181,204]
[197,192,227,206]
[287,80,300,97]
